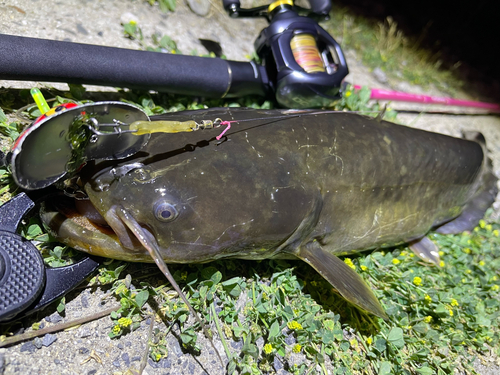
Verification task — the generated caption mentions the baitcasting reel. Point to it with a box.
[223,0,348,108]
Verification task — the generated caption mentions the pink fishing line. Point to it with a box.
[216,121,233,140]
[353,85,500,111]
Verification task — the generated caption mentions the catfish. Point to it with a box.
[41,108,498,318]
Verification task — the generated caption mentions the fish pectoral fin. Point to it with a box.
[297,241,388,319]
[408,236,441,266]
[275,193,323,254]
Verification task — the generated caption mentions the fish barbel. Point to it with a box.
[41,108,498,318]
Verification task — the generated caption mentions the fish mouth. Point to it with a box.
[41,196,197,329]
[103,205,143,251]
[40,196,154,262]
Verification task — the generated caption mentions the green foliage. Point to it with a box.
[0,108,20,142]
[56,296,66,314]
[115,217,500,374]
[325,8,463,94]
[108,274,151,339]
[0,107,7,126]
[146,0,176,13]
[334,84,398,121]
[122,21,181,54]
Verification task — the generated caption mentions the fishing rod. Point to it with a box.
[353,85,500,112]
[0,0,348,109]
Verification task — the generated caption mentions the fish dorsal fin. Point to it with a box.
[408,236,441,266]
[297,241,388,319]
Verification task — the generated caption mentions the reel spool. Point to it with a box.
[290,34,326,73]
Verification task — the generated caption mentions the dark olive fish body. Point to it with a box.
[42,108,496,317]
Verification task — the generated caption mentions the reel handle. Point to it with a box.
[223,0,332,18]
[222,0,268,18]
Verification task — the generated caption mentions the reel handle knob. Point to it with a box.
[308,0,332,17]
[222,0,240,17]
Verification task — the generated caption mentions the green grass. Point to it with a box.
[1,12,499,375]
[324,6,464,95]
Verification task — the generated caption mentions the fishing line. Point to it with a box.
[290,34,326,73]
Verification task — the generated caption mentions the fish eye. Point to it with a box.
[154,201,178,222]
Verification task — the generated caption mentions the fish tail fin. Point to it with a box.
[436,132,498,234]
[297,241,388,319]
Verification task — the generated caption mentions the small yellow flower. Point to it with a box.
[438,251,444,256]
[439,261,445,267]
[474,227,480,232]
[392,258,401,265]
[349,338,358,349]
[479,260,485,266]
[413,276,422,286]
[345,91,352,97]
[154,353,162,361]
[366,337,373,345]
[360,265,367,271]
[264,343,273,354]
[424,316,432,323]
[409,253,415,257]
[486,224,492,231]
[424,295,432,303]
[287,321,303,330]
[465,269,472,274]
[493,230,499,237]
[114,283,129,295]
[463,248,471,254]
[492,276,498,281]
[112,325,121,334]
[344,258,356,270]
[118,317,133,328]
[491,285,499,291]
[292,344,302,353]
[479,220,486,229]
[451,298,459,307]
[448,309,454,317]
[400,251,408,256]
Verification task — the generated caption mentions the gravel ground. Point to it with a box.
[1,0,500,374]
